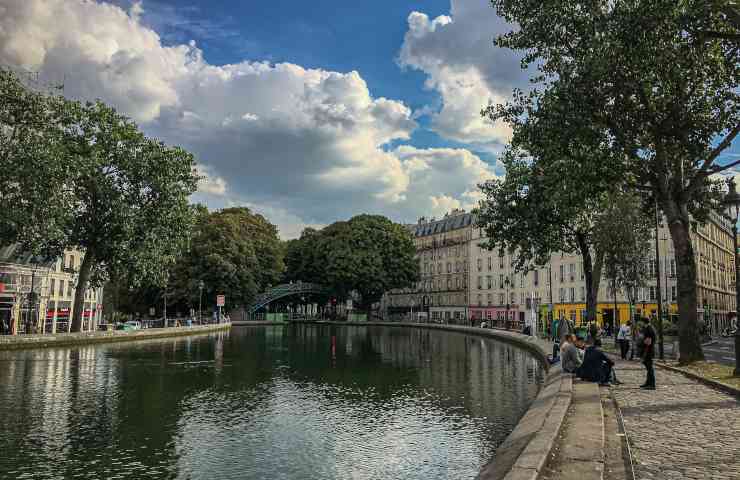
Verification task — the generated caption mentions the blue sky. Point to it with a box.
[119,0,501,163]
[2,0,738,237]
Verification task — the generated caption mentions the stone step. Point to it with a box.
[538,380,605,480]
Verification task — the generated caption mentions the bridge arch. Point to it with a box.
[247,282,331,314]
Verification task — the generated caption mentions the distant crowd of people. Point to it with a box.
[549,317,657,390]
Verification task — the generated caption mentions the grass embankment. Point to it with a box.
[664,361,740,390]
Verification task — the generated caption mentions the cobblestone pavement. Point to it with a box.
[611,360,740,480]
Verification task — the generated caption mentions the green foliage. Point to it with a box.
[110,206,285,315]
[487,0,739,361]
[285,215,419,310]
[0,69,199,331]
[0,69,71,256]
[594,191,653,305]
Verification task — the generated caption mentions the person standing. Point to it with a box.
[640,318,657,389]
[617,323,631,359]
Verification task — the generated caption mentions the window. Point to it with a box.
[670,259,676,276]
[455,262,460,273]
[499,274,504,289]
[447,263,452,273]
[438,264,442,274]
[50,279,56,296]
[559,288,565,302]
[477,294,482,306]
[487,276,492,289]
[569,264,575,281]
[534,270,539,286]
[650,286,656,301]
[58,280,63,297]
[511,292,517,304]
[477,258,482,271]
[488,257,492,270]
[487,293,493,305]
[569,287,575,302]
[559,265,564,282]
[580,287,585,301]
[447,278,452,290]
[67,281,73,298]
[671,285,677,301]
[579,262,584,280]
[477,276,483,289]
[498,293,504,304]
[520,273,525,288]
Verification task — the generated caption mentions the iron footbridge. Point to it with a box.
[247,282,330,314]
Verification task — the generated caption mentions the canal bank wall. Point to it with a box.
[283,320,576,480]
[0,323,231,351]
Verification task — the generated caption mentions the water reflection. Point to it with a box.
[0,325,543,479]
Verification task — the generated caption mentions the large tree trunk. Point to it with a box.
[663,202,704,363]
[70,249,94,333]
[576,232,602,325]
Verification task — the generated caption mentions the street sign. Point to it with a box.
[217,295,225,307]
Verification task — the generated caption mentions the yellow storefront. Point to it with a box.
[553,302,679,327]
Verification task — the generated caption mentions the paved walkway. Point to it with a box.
[611,360,740,480]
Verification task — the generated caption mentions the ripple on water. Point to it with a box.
[0,326,543,479]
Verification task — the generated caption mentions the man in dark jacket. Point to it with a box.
[577,339,615,385]
[640,318,657,389]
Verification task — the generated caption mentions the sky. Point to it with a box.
[1,0,738,238]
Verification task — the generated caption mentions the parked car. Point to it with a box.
[116,321,142,331]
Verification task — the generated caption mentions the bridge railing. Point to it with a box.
[247,283,331,314]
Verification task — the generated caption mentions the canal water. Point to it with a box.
[0,325,544,479]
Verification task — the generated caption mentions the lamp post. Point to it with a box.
[721,177,740,376]
[504,276,511,330]
[198,280,204,324]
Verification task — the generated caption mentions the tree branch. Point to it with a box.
[698,123,740,174]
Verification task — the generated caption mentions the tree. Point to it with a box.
[593,190,653,325]
[168,207,284,313]
[0,69,71,255]
[488,0,739,362]
[1,71,200,332]
[285,215,419,315]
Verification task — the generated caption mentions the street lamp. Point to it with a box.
[504,276,511,330]
[721,177,740,376]
[198,280,204,324]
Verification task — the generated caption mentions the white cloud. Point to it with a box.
[0,0,501,236]
[195,165,228,196]
[399,2,528,148]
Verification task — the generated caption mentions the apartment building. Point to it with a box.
[548,211,736,335]
[0,246,103,334]
[382,209,474,324]
[468,224,550,329]
[384,207,736,335]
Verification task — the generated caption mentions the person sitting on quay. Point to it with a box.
[577,339,618,386]
[560,334,583,373]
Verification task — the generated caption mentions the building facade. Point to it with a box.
[0,246,103,335]
[382,210,474,324]
[383,208,736,335]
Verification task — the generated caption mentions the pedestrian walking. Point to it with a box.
[617,323,631,359]
[640,318,657,390]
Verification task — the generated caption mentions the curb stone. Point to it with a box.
[0,323,231,351]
